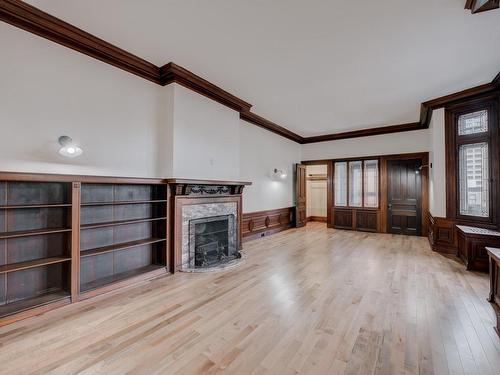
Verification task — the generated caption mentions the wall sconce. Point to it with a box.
[415,164,431,174]
[58,136,83,158]
[272,168,288,180]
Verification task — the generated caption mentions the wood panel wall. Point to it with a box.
[242,207,295,241]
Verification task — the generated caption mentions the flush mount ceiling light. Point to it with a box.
[272,168,288,180]
[58,136,83,158]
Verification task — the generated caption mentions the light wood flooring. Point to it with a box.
[0,223,498,374]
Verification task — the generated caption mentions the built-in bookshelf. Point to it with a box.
[0,181,72,319]
[0,173,169,326]
[79,183,167,293]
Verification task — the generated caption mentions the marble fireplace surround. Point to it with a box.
[181,202,237,270]
[168,178,251,272]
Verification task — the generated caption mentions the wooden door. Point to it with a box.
[295,164,307,227]
[387,159,422,235]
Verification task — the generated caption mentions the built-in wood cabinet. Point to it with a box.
[0,173,169,326]
[78,183,168,297]
[0,181,72,322]
[457,225,500,272]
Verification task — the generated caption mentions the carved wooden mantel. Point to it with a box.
[166,178,252,196]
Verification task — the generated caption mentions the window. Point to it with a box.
[334,162,347,206]
[349,161,362,207]
[458,110,488,135]
[364,160,379,207]
[446,98,499,224]
[334,159,379,208]
[458,142,489,217]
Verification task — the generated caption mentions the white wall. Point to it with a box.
[0,25,301,212]
[239,123,301,212]
[0,24,164,178]
[171,85,241,180]
[428,109,446,217]
[301,129,430,161]
[1,22,448,216]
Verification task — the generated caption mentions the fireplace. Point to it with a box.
[190,215,239,268]
[168,178,251,272]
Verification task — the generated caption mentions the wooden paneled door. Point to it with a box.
[387,159,422,235]
[295,164,307,227]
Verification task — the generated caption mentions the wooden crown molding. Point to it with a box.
[160,63,252,112]
[239,111,304,143]
[1,0,499,144]
[465,0,499,14]
[0,0,161,84]
[300,122,422,144]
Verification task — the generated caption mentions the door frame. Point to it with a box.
[302,152,429,236]
[301,160,333,228]
[380,152,429,236]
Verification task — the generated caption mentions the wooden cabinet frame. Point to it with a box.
[0,172,169,326]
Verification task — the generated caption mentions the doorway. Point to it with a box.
[386,158,422,235]
[295,163,330,227]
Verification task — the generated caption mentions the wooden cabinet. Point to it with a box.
[457,225,500,272]
[486,247,500,337]
[78,183,168,298]
[332,208,378,232]
[333,208,353,229]
[0,173,168,326]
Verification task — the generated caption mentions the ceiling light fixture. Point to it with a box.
[58,136,83,158]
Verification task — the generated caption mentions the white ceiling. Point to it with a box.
[26,0,500,136]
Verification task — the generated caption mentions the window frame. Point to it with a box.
[445,96,499,225]
[333,157,380,209]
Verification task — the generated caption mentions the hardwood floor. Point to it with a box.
[0,223,498,375]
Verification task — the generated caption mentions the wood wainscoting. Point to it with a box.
[242,207,295,241]
[428,212,500,256]
[428,213,458,254]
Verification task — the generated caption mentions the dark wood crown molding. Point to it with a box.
[239,111,304,143]
[160,63,251,112]
[166,178,251,186]
[300,122,422,144]
[1,0,499,144]
[465,0,499,14]
[0,0,161,84]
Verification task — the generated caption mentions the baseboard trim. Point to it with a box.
[307,216,327,223]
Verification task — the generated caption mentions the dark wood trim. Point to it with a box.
[70,182,80,302]
[240,111,304,143]
[0,0,161,84]
[0,171,166,184]
[302,160,333,227]
[242,207,295,241]
[307,216,327,223]
[1,0,499,144]
[428,212,459,254]
[0,171,169,326]
[160,63,252,112]
[465,0,499,13]
[380,152,429,236]
[305,152,428,236]
[301,122,423,144]
[77,267,167,301]
[444,94,500,227]
[0,295,71,328]
[166,178,251,186]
